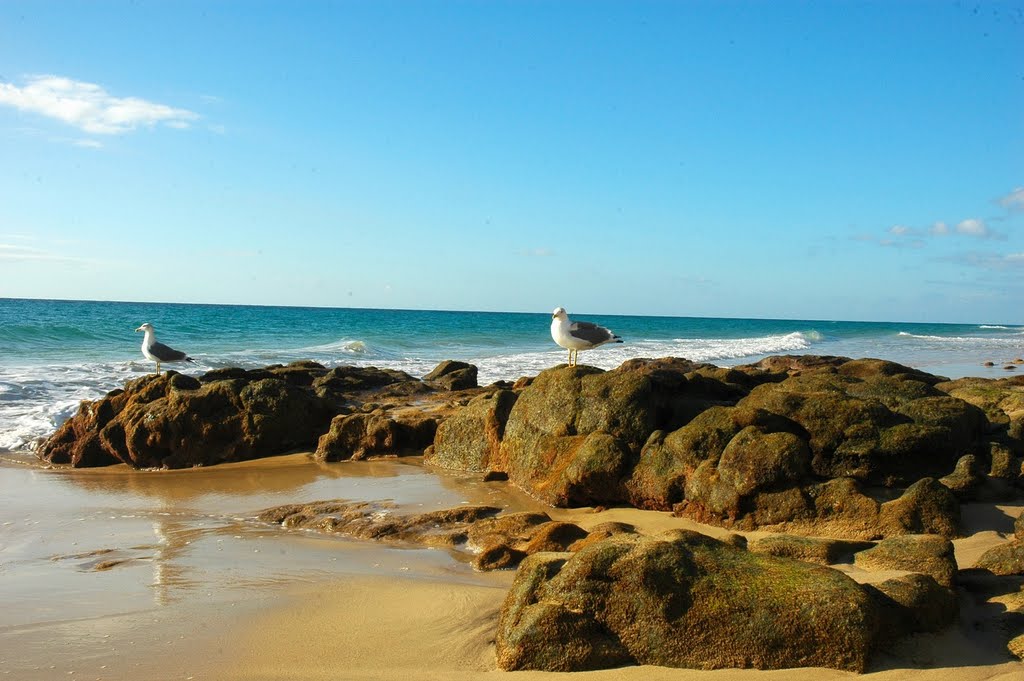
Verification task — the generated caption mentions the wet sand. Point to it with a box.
[1,452,1022,680]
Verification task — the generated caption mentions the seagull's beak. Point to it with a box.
[135,326,143,333]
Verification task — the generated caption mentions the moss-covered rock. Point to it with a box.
[422,360,478,391]
[853,534,958,587]
[39,368,337,468]
[499,360,742,506]
[865,573,959,643]
[973,540,1024,576]
[496,531,882,672]
[877,478,961,538]
[748,534,873,565]
[314,408,437,461]
[426,389,517,472]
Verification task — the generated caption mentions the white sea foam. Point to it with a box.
[471,331,822,385]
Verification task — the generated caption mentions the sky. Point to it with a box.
[0,1,1022,324]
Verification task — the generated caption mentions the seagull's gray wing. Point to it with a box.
[149,341,188,362]
[568,321,619,345]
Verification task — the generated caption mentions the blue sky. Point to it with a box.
[0,1,1021,323]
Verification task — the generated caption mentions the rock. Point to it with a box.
[314,408,437,461]
[425,390,517,472]
[259,499,501,547]
[38,370,337,468]
[936,375,1024,451]
[989,443,1018,479]
[474,544,528,571]
[973,540,1024,576]
[423,360,479,391]
[466,512,591,570]
[853,534,957,587]
[938,454,984,501]
[1016,513,1024,542]
[865,573,958,642]
[498,360,740,506]
[1010,633,1024,660]
[748,534,873,565]
[740,369,985,486]
[496,530,881,672]
[877,478,961,538]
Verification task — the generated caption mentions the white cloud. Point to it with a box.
[998,187,1024,212]
[0,75,199,135]
[519,248,556,257]
[930,221,949,235]
[955,218,991,238]
[952,251,1024,271]
[0,243,85,262]
[888,224,913,235]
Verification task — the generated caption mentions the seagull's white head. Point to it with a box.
[552,307,568,320]
[136,323,154,333]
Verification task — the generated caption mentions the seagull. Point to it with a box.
[550,307,622,367]
[135,323,193,373]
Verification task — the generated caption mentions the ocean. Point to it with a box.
[1,297,1022,452]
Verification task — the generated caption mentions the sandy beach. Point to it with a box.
[1,451,1021,681]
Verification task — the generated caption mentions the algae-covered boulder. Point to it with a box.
[738,368,985,486]
[496,530,882,672]
[877,477,961,538]
[423,360,478,391]
[748,534,873,565]
[853,534,958,587]
[974,540,1024,576]
[497,360,739,506]
[937,375,1024,450]
[39,368,336,468]
[426,389,517,472]
[865,573,959,642]
[314,408,437,461]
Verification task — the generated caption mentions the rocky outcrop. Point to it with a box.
[422,360,478,391]
[864,573,959,643]
[853,534,958,587]
[425,355,994,538]
[495,530,941,673]
[257,499,597,571]
[258,499,502,547]
[747,534,872,565]
[973,515,1024,576]
[37,361,471,469]
[425,389,518,472]
[315,407,438,461]
[37,366,338,468]
[937,375,1024,453]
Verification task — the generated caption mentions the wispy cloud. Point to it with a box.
[0,75,199,135]
[518,247,556,257]
[0,243,89,263]
[955,218,994,238]
[945,251,1024,271]
[998,186,1024,213]
[0,242,116,267]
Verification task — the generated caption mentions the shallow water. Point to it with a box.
[0,453,536,679]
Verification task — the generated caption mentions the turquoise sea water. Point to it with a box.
[1,297,1022,451]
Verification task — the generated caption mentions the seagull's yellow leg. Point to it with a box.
[156,361,161,374]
